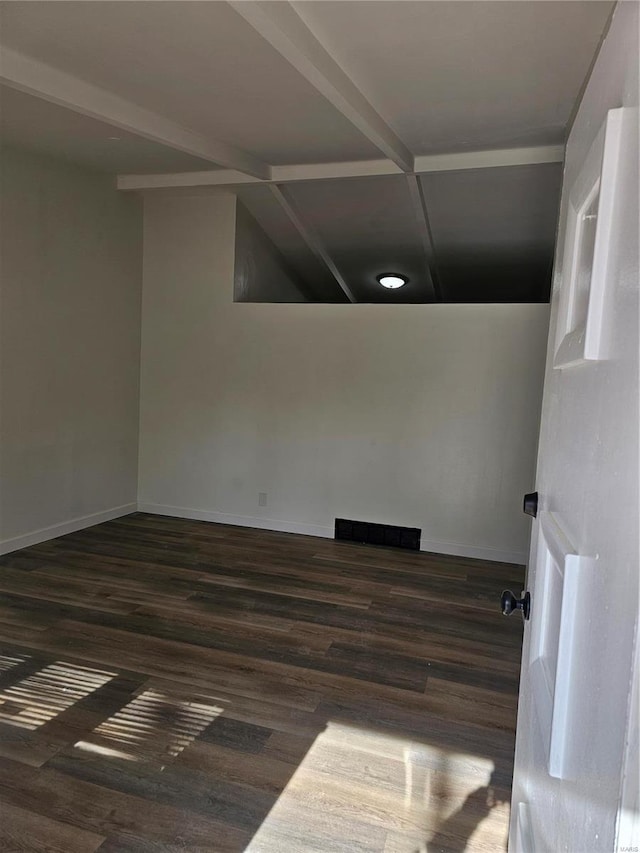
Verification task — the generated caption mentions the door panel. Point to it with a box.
[509,3,639,850]
[528,512,592,781]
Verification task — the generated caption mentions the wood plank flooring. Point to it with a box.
[0,513,524,852]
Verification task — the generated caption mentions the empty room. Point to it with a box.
[0,2,638,851]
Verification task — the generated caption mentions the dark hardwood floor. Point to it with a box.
[0,513,524,852]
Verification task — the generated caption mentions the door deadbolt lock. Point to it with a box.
[523,492,538,518]
[501,589,531,621]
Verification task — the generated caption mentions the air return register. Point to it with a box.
[335,518,421,551]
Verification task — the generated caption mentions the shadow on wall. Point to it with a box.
[234,202,325,303]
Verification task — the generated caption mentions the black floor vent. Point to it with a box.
[335,518,421,551]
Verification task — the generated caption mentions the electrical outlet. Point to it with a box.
[258,492,267,507]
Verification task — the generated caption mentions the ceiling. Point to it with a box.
[0,1,614,303]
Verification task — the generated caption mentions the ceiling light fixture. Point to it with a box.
[377,273,408,289]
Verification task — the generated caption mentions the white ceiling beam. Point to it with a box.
[405,175,442,303]
[273,159,403,182]
[413,144,565,173]
[229,0,414,173]
[118,159,401,190]
[269,185,356,304]
[0,47,271,180]
[117,145,563,191]
[118,171,260,191]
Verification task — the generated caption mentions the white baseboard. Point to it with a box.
[0,503,138,555]
[137,503,334,540]
[418,537,526,565]
[137,503,526,565]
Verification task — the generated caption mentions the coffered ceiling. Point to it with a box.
[0,1,614,303]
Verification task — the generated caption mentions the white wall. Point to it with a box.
[139,191,550,563]
[0,146,143,553]
[234,202,310,303]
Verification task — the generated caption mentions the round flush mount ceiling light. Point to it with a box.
[377,273,408,289]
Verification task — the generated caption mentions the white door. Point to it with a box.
[509,4,639,852]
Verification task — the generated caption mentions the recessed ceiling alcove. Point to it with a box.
[234,165,562,303]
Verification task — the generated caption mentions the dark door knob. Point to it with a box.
[501,589,531,620]
[523,492,538,518]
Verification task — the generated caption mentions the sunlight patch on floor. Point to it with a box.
[75,688,224,764]
[244,722,510,853]
[0,653,30,674]
[0,661,115,730]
